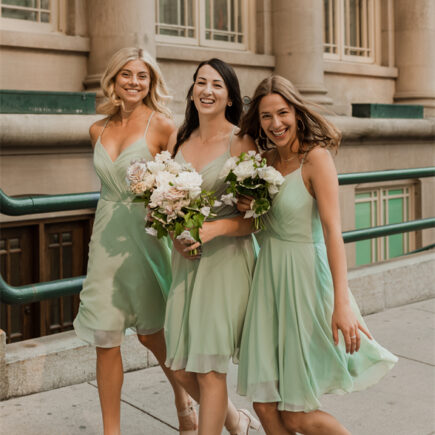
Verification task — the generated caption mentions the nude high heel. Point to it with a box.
[230,409,261,434]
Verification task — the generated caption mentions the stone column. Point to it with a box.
[271,0,332,105]
[84,0,156,93]
[394,0,435,117]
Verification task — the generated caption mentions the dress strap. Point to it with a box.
[99,117,111,140]
[227,125,237,151]
[300,150,309,167]
[144,111,155,138]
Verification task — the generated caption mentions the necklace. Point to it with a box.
[275,149,298,163]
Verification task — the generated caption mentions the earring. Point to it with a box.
[190,95,193,101]
[297,119,305,131]
[228,101,232,107]
[259,127,267,140]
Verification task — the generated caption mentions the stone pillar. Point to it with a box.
[84,0,156,92]
[271,0,332,105]
[394,0,435,117]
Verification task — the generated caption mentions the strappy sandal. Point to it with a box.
[230,409,261,435]
[178,403,198,435]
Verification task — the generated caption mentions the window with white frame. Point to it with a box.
[324,0,375,62]
[0,0,56,31]
[354,183,416,266]
[155,0,247,50]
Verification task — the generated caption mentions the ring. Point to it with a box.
[350,335,356,339]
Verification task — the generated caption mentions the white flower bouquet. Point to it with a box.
[220,151,285,230]
[127,151,218,251]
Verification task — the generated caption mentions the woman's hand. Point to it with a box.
[331,303,372,354]
[237,195,254,213]
[172,237,201,260]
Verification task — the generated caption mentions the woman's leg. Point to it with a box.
[96,346,123,435]
[172,369,243,433]
[253,402,293,435]
[138,330,197,430]
[196,371,228,435]
[281,410,351,435]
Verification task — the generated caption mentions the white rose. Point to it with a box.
[174,171,203,198]
[258,166,285,185]
[233,160,257,182]
[147,160,166,174]
[219,156,238,178]
[165,160,182,174]
[200,206,210,217]
[149,188,165,208]
[155,171,176,190]
[145,227,158,236]
[154,150,172,163]
[221,192,238,206]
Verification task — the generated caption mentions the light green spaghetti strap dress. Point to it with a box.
[164,128,256,373]
[237,165,398,412]
[73,113,171,348]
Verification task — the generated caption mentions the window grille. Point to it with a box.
[355,184,415,266]
[323,0,375,62]
[1,0,50,23]
[156,0,247,50]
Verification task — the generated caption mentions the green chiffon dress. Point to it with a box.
[164,129,256,373]
[73,113,171,348]
[237,165,398,412]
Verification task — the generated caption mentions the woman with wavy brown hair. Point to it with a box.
[73,47,197,435]
[236,75,397,434]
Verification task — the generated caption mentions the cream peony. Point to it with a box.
[233,159,257,182]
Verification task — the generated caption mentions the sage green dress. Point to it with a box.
[73,113,171,348]
[237,166,398,412]
[164,129,256,373]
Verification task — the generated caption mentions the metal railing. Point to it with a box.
[1,167,434,305]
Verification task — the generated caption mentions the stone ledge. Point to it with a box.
[1,329,156,400]
[348,251,435,315]
[0,29,90,53]
[1,114,434,151]
[324,60,398,79]
[156,43,275,68]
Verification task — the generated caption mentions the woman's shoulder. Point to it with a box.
[89,117,109,146]
[304,146,332,165]
[231,126,257,155]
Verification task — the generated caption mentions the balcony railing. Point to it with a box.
[1,167,434,304]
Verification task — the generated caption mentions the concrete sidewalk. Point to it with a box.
[1,298,434,435]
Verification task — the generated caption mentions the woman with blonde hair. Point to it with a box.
[73,47,197,435]
[236,75,397,434]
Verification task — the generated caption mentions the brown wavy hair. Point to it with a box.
[239,75,341,154]
[98,47,172,118]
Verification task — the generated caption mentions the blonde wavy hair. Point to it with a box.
[239,75,341,154]
[98,47,172,118]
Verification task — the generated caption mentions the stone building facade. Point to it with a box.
[0,0,434,341]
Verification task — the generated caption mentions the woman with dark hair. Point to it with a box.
[236,75,398,434]
[165,58,261,434]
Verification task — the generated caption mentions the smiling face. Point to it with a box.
[114,59,151,108]
[258,93,299,151]
[192,64,230,116]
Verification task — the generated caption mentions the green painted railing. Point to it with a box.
[1,168,434,216]
[1,167,434,304]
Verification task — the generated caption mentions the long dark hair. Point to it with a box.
[239,75,341,154]
[172,58,243,157]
